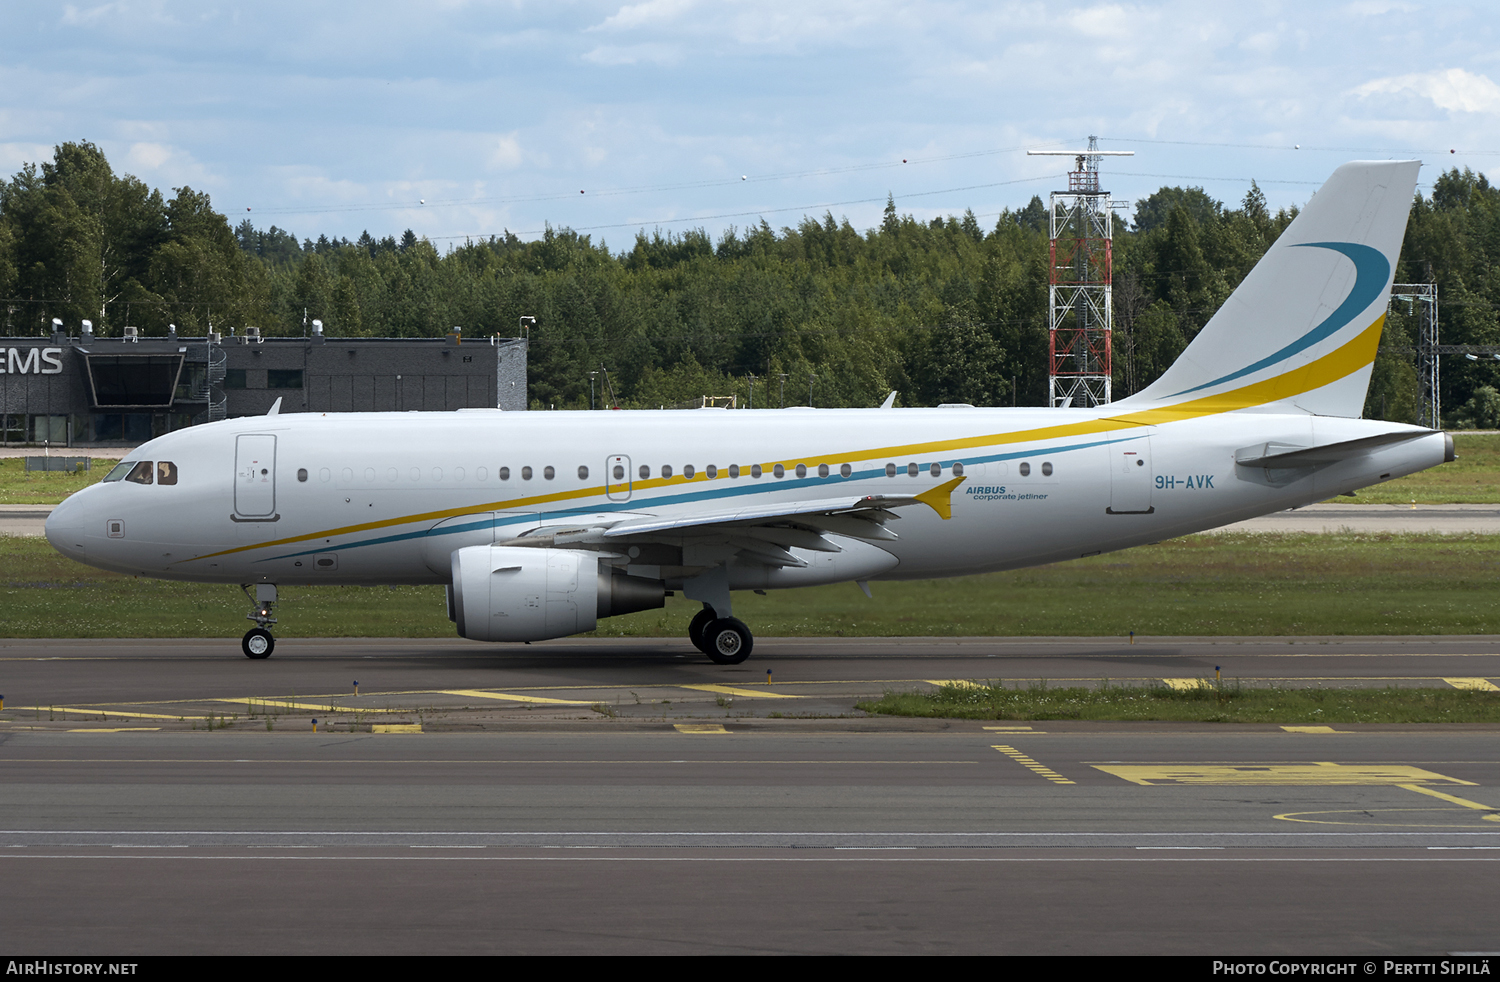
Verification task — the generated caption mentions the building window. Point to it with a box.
[224,369,247,389]
[268,369,304,389]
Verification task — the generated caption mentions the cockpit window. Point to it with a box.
[157,461,178,486]
[102,461,134,483]
[125,461,154,485]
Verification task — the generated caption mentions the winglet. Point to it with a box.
[913,475,966,520]
[267,397,282,416]
[879,391,897,409]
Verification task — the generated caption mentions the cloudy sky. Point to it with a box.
[1,1,1496,249]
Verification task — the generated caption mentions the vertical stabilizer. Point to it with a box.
[1115,160,1420,418]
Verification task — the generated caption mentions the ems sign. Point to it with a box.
[0,348,65,374]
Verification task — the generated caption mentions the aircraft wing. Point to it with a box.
[504,477,965,568]
[601,494,916,538]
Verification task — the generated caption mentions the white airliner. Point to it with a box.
[45,161,1451,663]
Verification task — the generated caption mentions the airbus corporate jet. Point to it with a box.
[45,161,1451,664]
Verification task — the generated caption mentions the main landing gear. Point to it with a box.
[688,603,754,665]
[241,583,277,659]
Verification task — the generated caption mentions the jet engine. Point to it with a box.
[449,545,664,642]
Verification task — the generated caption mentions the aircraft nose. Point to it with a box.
[44,494,88,557]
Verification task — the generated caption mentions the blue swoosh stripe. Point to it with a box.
[1166,241,1390,398]
[260,435,1135,563]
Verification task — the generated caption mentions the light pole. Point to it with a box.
[777,373,788,409]
[808,374,816,408]
[745,373,756,410]
[588,371,599,411]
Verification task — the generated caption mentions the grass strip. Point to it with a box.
[4,530,1500,638]
[858,681,1500,724]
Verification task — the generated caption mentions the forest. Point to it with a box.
[3,140,1499,426]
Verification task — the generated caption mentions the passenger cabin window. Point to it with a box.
[578,465,589,480]
[684,465,696,479]
[840,464,851,478]
[158,461,179,486]
[125,460,154,485]
[662,465,673,479]
[953,462,965,477]
[521,466,533,480]
[499,467,510,481]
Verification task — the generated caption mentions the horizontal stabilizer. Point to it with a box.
[1235,430,1435,467]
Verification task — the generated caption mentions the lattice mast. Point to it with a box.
[1390,283,1439,430]
[1028,138,1133,407]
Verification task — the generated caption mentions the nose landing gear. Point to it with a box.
[241,583,278,659]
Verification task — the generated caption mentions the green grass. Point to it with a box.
[4,531,1499,638]
[859,680,1500,723]
[0,458,118,505]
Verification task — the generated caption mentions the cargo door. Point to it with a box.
[1107,431,1154,515]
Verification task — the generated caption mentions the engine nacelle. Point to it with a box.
[450,545,664,642]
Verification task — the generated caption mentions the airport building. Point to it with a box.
[0,326,529,447]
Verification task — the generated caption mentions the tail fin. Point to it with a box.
[1116,160,1420,418]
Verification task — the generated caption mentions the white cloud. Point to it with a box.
[1353,68,1500,115]
[582,43,683,66]
[487,133,523,170]
[1341,1,1418,15]
[124,141,172,170]
[592,0,699,32]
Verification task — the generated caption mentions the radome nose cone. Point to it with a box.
[44,496,84,554]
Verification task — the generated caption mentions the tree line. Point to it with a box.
[3,141,1499,425]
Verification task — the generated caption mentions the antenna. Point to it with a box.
[1027,137,1134,407]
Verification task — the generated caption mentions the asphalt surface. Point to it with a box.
[2,636,1499,954]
